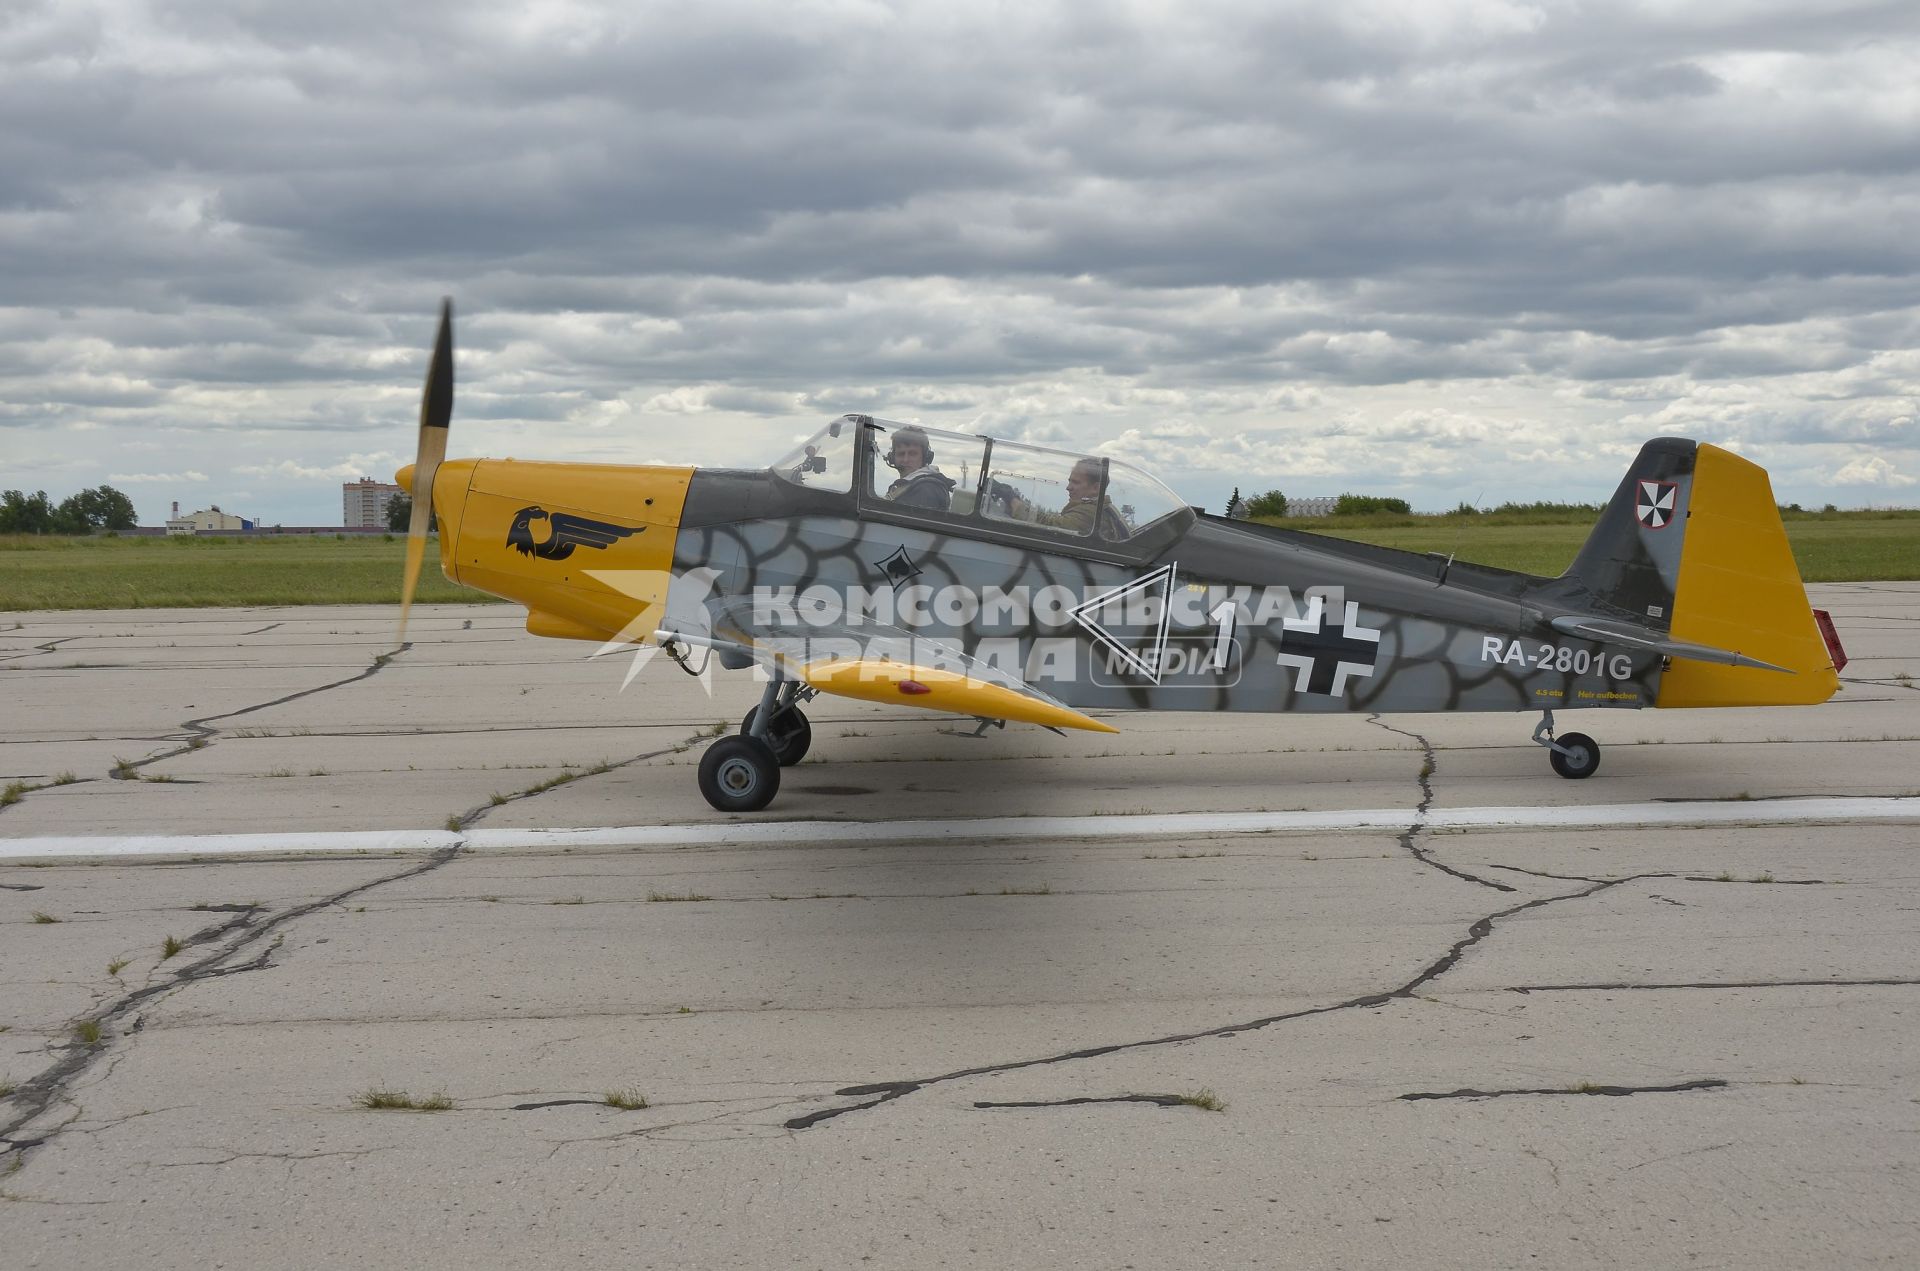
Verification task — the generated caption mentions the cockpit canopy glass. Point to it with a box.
[772,418,856,494]
[772,415,1190,547]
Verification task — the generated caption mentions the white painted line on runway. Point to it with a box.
[3,797,1917,860]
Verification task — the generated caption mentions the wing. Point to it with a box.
[666,596,1118,734]
[549,512,639,550]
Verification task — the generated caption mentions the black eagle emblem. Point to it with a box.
[506,506,642,561]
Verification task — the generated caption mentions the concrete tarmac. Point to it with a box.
[2,584,1917,1268]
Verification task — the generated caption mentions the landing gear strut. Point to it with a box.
[741,682,813,767]
[1532,710,1600,780]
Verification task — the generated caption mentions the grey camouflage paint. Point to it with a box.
[669,437,1702,718]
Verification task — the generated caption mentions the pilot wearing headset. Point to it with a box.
[882,426,956,512]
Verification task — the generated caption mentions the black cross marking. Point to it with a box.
[1277,602,1380,696]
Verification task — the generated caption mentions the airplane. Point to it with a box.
[395,301,1847,813]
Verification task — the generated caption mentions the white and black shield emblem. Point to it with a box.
[1635,480,1678,529]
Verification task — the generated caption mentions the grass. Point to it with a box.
[52,771,78,785]
[161,935,183,959]
[603,1087,650,1110]
[73,1020,102,1048]
[1176,1088,1227,1112]
[0,1076,14,1098]
[354,1088,454,1112]
[998,882,1053,895]
[1572,1080,1604,1093]
[647,890,713,902]
[1258,507,1920,581]
[141,773,179,783]
[30,911,59,924]
[0,781,24,807]
[0,533,492,609]
[107,957,129,976]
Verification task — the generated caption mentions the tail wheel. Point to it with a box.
[742,706,812,767]
[1549,732,1600,780]
[699,736,781,811]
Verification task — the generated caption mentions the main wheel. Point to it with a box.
[741,705,812,767]
[1549,731,1600,779]
[699,735,782,811]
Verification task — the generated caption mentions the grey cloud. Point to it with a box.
[3,0,1918,513]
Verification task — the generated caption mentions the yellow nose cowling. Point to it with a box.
[397,457,693,645]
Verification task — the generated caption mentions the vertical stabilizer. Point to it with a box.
[1554,436,1698,628]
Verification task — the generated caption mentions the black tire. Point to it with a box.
[741,705,812,767]
[1549,732,1600,779]
[699,736,781,812]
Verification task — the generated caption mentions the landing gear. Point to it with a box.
[741,704,811,766]
[699,677,814,811]
[1532,710,1601,780]
[698,736,781,812]
[741,676,813,766]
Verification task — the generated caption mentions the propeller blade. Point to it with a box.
[397,299,453,647]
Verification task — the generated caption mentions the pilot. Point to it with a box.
[1010,458,1116,535]
[883,426,956,512]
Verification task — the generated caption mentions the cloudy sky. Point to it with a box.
[3,0,1917,525]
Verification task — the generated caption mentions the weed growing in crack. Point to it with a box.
[1572,1080,1603,1093]
[355,1088,453,1111]
[0,781,25,807]
[0,1075,14,1098]
[1176,1088,1226,1112]
[1751,872,1776,884]
[603,1087,649,1110]
[550,896,586,906]
[999,882,1052,896]
[141,773,179,783]
[73,1020,103,1048]
[52,771,78,785]
[647,890,712,903]
[30,910,59,924]
[107,958,129,976]
[706,721,728,736]
[444,815,464,832]
[675,1006,693,1014]
[1791,1076,1806,1085]
[161,935,183,960]
[109,757,136,779]
[1715,871,1735,882]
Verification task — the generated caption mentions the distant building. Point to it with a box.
[343,478,403,529]
[166,503,252,535]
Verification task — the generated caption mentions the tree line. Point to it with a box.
[1225,488,1415,518]
[1,486,140,534]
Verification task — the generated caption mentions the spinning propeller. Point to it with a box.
[396,299,453,648]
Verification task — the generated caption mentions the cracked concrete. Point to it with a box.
[1,586,1918,1268]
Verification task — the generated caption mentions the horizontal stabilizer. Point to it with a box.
[1547,616,1790,674]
